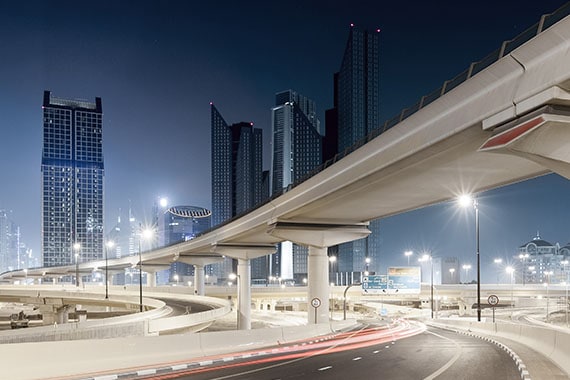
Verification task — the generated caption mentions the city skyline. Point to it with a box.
[1,1,570,281]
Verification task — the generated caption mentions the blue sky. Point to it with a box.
[0,0,569,280]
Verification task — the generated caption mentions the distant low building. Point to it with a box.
[518,233,569,284]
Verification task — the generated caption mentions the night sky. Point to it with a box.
[1,0,569,281]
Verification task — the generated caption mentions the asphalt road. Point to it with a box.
[135,322,521,380]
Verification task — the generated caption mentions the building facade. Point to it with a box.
[210,103,263,281]
[160,205,211,282]
[41,91,104,267]
[330,26,381,278]
[0,209,20,272]
[270,90,323,283]
[518,233,569,284]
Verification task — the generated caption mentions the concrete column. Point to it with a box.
[194,264,205,295]
[308,246,329,324]
[237,258,251,330]
[41,306,69,325]
[147,271,157,288]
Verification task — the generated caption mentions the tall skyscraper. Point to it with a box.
[210,103,263,280]
[159,205,211,282]
[337,25,380,152]
[0,209,20,272]
[41,91,104,267]
[330,26,381,278]
[270,90,322,282]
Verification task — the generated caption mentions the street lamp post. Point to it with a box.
[458,194,481,322]
[419,254,434,318]
[506,266,514,309]
[519,253,529,286]
[462,264,471,284]
[545,270,553,323]
[494,258,503,283]
[73,242,81,287]
[105,241,114,299]
[329,256,337,285]
[404,251,413,266]
[449,268,456,283]
[562,260,569,327]
[138,226,154,313]
[343,282,361,320]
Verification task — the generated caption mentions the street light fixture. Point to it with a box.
[138,226,154,312]
[73,242,81,287]
[419,254,434,319]
[519,253,529,286]
[343,282,361,320]
[404,251,413,266]
[506,266,515,308]
[494,258,503,283]
[462,264,471,284]
[458,194,481,322]
[449,268,456,283]
[105,241,114,299]
[329,256,337,285]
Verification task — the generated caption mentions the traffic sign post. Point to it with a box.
[311,298,321,324]
[488,294,499,323]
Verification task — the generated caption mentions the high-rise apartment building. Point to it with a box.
[337,25,380,152]
[41,91,104,267]
[159,205,211,281]
[210,103,263,281]
[270,90,322,282]
[0,209,20,272]
[329,26,381,278]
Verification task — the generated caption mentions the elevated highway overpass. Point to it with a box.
[3,3,570,329]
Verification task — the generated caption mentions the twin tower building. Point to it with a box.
[40,25,381,285]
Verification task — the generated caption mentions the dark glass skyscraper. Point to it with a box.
[210,103,263,280]
[337,25,380,152]
[41,91,104,267]
[332,26,381,278]
[270,90,322,282]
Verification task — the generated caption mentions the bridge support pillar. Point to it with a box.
[209,244,277,330]
[40,305,70,325]
[194,264,205,295]
[267,221,371,324]
[308,246,330,324]
[237,258,251,330]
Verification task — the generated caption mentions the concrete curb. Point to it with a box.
[428,322,531,380]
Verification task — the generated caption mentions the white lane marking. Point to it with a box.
[352,357,362,361]
[223,357,235,362]
[93,376,118,380]
[373,350,380,354]
[318,366,333,371]
[171,364,188,371]
[199,360,214,366]
[137,369,156,376]
[423,330,463,380]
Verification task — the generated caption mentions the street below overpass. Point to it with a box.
[134,322,520,380]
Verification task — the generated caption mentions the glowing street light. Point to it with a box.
[462,264,471,283]
[105,240,115,299]
[506,266,515,308]
[494,258,503,283]
[138,226,154,312]
[419,254,434,318]
[73,242,81,287]
[458,194,481,322]
[519,253,529,286]
[404,250,413,265]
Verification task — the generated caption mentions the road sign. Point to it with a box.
[488,294,499,306]
[387,267,421,294]
[310,297,321,308]
[361,275,388,294]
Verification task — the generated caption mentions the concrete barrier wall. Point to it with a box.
[0,321,356,380]
[436,319,570,376]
